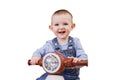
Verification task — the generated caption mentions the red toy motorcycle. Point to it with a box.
[28,52,88,80]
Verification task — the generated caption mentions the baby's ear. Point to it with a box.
[49,25,53,30]
[71,23,76,29]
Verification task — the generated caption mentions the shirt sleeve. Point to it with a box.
[74,38,88,60]
[32,40,54,58]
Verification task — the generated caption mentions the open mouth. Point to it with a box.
[58,31,66,34]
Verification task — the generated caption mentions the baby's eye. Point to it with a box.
[63,23,68,25]
[54,24,59,26]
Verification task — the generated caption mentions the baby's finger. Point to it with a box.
[73,58,78,63]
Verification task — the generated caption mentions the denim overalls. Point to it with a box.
[36,36,80,80]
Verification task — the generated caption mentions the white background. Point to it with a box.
[0,0,120,80]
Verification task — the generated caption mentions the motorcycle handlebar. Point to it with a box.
[28,58,88,67]
[28,59,42,66]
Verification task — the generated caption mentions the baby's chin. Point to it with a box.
[57,35,68,40]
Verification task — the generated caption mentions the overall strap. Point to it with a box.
[67,36,74,50]
[67,36,76,57]
[52,37,60,51]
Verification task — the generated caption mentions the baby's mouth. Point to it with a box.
[58,31,66,34]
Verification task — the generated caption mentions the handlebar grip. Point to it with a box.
[73,60,88,66]
[64,58,88,67]
[27,59,42,66]
[28,59,32,65]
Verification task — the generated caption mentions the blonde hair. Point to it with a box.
[52,9,73,19]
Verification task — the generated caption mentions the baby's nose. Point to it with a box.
[59,25,64,28]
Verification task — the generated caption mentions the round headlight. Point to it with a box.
[42,52,65,74]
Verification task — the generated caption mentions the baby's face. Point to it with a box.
[50,14,75,40]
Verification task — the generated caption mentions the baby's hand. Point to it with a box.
[30,56,41,65]
[72,57,82,63]
[68,57,82,69]
[68,56,82,63]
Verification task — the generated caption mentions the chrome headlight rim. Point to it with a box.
[42,52,61,74]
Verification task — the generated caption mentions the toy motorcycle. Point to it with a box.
[28,52,88,80]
